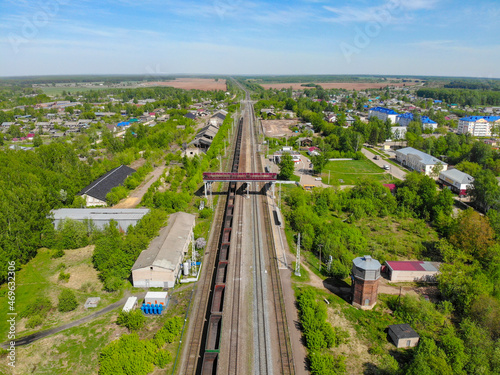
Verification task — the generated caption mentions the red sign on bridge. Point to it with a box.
[203,172,277,182]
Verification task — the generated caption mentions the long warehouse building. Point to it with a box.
[132,212,196,289]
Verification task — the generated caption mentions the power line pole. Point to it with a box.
[295,233,301,277]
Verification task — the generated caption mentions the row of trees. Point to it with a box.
[297,288,347,375]
[417,88,500,106]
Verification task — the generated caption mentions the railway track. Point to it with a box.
[247,88,295,375]
[183,80,294,375]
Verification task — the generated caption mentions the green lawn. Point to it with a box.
[321,159,395,185]
[0,247,121,340]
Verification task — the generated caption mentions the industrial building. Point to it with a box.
[132,212,196,289]
[395,147,447,176]
[51,208,150,231]
[78,165,135,206]
[368,107,399,124]
[351,255,381,310]
[385,261,441,282]
[439,169,474,196]
[388,324,420,348]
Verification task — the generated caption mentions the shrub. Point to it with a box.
[199,208,212,219]
[58,271,70,283]
[20,297,52,319]
[26,315,43,329]
[58,289,78,312]
[117,310,146,331]
[80,281,95,293]
[309,351,346,375]
[104,276,122,292]
[51,248,65,259]
[154,349,172,368]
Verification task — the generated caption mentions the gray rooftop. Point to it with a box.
[353,255,381,271]
[132,212,195,271]
[397,147,447,166]
[51,208,150,221]
[388,324,419,339]
[439,168,474,185]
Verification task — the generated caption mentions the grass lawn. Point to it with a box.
[0,246,122,340]
[321,159,396,185]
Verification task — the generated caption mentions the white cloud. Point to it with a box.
[323,0,440,23]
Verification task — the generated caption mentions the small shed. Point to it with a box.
[144,291,168,306]
[123,296,138,312]
[388,324,420,348]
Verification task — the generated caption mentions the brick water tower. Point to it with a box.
[351,255,381,310]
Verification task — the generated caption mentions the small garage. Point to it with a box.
[388,324,420,348]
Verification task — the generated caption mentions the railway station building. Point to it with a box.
[132,212,195,289]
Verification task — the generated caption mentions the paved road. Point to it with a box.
[361,147,407,181]
[1,292,145,349]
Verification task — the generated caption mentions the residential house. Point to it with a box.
[368,107,399,124]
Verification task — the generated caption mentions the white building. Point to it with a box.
[457,116,500,137]
[386,261,441,282]
[396,113,438,130]
[123,296,138,312]
[395,147,447,176]
[144,291,168,306]
[391,126,407,140]
[368,107,399,124]
[132,212,195,289]
[439,169,474,196]
[51,208,150,231]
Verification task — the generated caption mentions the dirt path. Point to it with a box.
[1,291,146,349]
[113,164,166,208]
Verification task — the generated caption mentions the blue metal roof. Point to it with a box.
[397,113,437,124]
[460,116,500,122]
[370,106,399,115]
[117,121,130,126]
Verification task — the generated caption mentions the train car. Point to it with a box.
[201,352,218,375]
[205,314,223,353]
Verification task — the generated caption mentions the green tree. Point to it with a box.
[455,161,482,177]
[278,153,295,180]
[449,208,495,262]
[470,169,500,212]
[406,338,454,375]
[33,134,42,147]
[57,289,78,312]
[311,153,328,175]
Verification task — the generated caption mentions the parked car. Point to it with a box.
[374,155,379,160]
[383,165,390,170]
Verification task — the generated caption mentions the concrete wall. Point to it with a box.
[132,267,177,289]
[83,194,106,207]
[389,270,438,282]
[388,330,419,348]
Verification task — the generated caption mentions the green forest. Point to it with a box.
[283,174,500,373]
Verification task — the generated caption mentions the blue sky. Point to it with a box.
[1,0,499,77]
